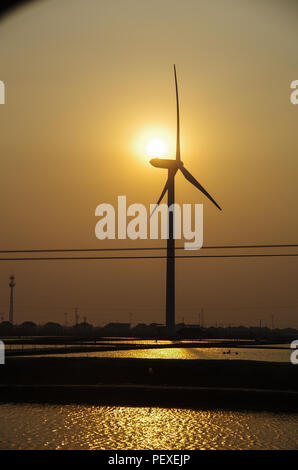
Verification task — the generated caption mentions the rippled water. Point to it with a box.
[35,346,291,362]
[0,403,297,450]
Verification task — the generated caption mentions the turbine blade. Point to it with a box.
[174,64,181,162]
[150,178,169,217]
[180,166,222,210]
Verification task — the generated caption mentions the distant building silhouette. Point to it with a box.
[42,322,62,335]
[19,321,37,335]
[0,321,13,335]
[104,322,130,334]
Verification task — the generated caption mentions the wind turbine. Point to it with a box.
[150,65,222,332]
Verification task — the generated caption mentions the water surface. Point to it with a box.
[0,403,297,450]
[31,346,291,362]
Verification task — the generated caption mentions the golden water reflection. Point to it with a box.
[35,346,291,362]
[1,403,297,450]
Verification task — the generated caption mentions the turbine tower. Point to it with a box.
[9,275,15,324]
[150,65,222,332]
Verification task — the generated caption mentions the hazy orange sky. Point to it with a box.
[0,0,297,327]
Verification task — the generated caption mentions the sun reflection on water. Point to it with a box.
[0,403,297,450]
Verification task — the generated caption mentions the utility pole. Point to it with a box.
[201,308,204,328]
[64,312,68,326]
[271,314,274,330]
[9,275,15,324]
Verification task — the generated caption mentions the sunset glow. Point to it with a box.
[146,138,167,158]
[134,127,175,163]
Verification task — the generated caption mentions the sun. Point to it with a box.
[133,126,175,163]
[146,138,167,158]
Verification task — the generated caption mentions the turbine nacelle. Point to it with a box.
[150,158,183,170]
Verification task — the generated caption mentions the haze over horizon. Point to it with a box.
[0,0,297,327]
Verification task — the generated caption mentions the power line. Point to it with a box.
[0,243,297,254]
[1,303,298,311]
[0,253,298,261]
